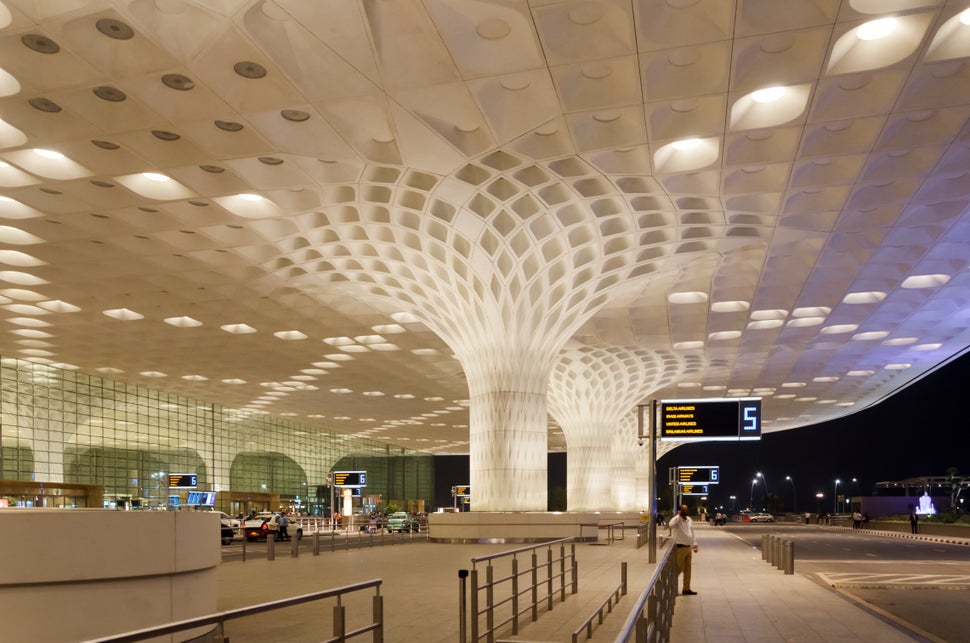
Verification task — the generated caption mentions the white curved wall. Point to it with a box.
[0,509,220,642]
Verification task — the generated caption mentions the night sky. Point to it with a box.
[658,350,970,514]
[433,350,970,512]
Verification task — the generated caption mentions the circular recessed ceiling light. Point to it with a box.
[96,18,134,40]
[21,34,59,54]
[152,130,181,141]
[161,73,194,91]
[92,140,120,150]
[857,17,897,41]
[281,109,310,122]
[234,61,267,79]
[93,86,126,102]
[200,165,225,173]
[751,86,785,103]
[28,97,61,113]
[215,120,243,132]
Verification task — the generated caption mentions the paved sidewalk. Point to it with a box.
[669,525,921,642]
[211,522,961,642]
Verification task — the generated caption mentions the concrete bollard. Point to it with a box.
[773,537,782,569]
[783,540,794,574]
[267,532,275,561]
[762,534,769,561]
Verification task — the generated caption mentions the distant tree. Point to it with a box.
[945,467,966,515]
[548,486,566,511]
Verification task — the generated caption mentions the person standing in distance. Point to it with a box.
[668,504,699,595]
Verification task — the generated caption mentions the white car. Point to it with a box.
[243,513,303,541]
[743,511,775,523]
[216,512,241,530]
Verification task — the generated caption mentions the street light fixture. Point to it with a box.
[757,471,769,501]
[729,495,736,512]
[786,475,797,513]
[834,479,841,515]
[816,492,824,516]
[750,478,758,510]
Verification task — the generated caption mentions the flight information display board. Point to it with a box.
[333,471,367,487]
[659,398,762,442]
[168,473,197,488]
[676,466,720,485]
[681,484,709,496]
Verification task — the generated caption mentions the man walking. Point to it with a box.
[668,504,699,595]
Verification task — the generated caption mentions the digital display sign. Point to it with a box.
[677,466,719,485]
[452,485,470,498]
[333,471,367,487]
[681,485,709,496]
[168,473,197,488]
[659,398,761,442]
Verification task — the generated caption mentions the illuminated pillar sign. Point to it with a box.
[659,398,761,442]
[168,473,197,488]
[333,471,367,487]
[677,466,720,485]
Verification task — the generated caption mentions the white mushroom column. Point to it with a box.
[283,155,671,511]
[548,346,686,512]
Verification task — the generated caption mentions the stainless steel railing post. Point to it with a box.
[458,569,469,643]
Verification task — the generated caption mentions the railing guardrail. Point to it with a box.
[460,537,578,642]
[613,541,676,643]
[572,561,627,642]
[80,578,384,643]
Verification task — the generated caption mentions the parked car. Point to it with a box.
[220,524,235,545]
[243,512,303,541]
[385,512,419,533]
[217,511,241,530]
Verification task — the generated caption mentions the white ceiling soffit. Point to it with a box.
[0,0,966,454]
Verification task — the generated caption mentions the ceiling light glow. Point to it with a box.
[33,148,64,160]
[671,138,701,151]
[751,86,785,103]
[142,172,170,182]
[857,17,897,41]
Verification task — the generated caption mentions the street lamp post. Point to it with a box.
[786,475,797,513]
[730,495,736,512]
[750,479,757,510]
[757,472,769,508]
[834,479,840,515]
[816,492,823,516]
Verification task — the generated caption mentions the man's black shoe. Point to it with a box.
[682,589,698,595]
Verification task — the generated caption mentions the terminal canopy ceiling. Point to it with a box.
[0,0,967,455]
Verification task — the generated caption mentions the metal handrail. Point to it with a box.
[470,536,574,564]
[81,579,383,643]
[613,541,676,642]
[572,562,627,642]
[466,538,578,642]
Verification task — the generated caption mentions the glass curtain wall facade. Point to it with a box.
[0,357,433,513]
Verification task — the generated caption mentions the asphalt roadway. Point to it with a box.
[724,524,970,643]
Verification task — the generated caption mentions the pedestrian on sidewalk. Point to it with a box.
[668,504,699,595]
[910,510,919,534]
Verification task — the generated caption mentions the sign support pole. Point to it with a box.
[640,402,658,564]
